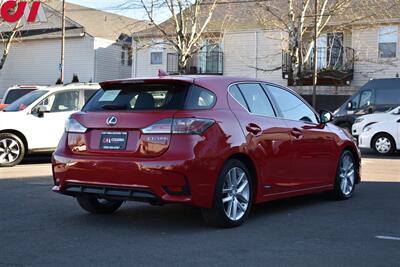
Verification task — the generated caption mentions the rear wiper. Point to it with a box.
[101,104,126,110]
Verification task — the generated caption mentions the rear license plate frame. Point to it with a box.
[100,132,128,150]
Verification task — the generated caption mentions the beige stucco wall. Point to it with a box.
[133,40,176,78]
[133,24,400,93]
[223,30,287,86]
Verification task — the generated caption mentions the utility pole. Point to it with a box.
[60,0,66,84]
[312,0,318,108]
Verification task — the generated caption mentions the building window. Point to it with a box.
[379,26,398,58]
[128,47,133,66]
[151,52,163,65]
[121,47,126,65]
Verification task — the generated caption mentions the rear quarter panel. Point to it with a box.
[172,109,248,205]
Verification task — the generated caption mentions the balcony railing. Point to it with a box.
[167,52,223,75]
[282,46,355,86]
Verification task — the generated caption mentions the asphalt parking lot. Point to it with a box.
[0,152,399,267]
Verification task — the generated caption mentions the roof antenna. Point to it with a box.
[158,69,169,77]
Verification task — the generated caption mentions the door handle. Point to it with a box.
[246,123,262,135]
[291,128,304,139]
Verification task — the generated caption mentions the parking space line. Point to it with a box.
[375,236,400,241]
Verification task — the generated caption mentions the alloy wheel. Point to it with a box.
[375,137,391,154]
[0,138,21,164]
[339,154,355,196]
[222,167,250,221]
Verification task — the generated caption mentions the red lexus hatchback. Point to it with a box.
[52,75,361,227]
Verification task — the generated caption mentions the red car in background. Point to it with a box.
[52,75,361,228]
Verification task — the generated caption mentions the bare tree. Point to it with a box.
[255,0,400,86]
[128,0,220,72]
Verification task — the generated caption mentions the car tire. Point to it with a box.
[372,133,396,156]
[201,159,253,228]
[0,132,26,168]
[332,150,357,200]
[77,197,123,214]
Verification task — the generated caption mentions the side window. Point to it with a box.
[350,93,360,109]
[39,91,80,113]
[267,85,318,124]
[375,88,400,105]
[185,86,216,110]
[359,90,372,108]
[237,83,275,117]
[229,86,248,111]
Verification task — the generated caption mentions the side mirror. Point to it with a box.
[347,101,354,110]
[35,105,50,118]
[320,110,334,124]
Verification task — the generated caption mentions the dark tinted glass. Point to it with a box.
[379,43,397,58]
[83,83,187,112]
[151,52,163,64]
[237,84,275,117]
[84,90,97,103]
[267,85,318,123]
[5,89,36,104]
[229,86,248,111]
[4,90,48,112]
[375,88,400,105]
[185,86,216,110]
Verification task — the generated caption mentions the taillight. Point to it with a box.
[141,118,173,134]
[65,118,87,133]
[141,118,215,135]
[172,118,214,134]
[65,118,88,153]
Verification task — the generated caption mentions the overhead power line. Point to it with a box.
[53,0,275,13]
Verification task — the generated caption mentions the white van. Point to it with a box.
[0,83,99,167]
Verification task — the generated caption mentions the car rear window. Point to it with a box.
[5,89,36,104]
[83,83,216,112]
[3,90,48,112]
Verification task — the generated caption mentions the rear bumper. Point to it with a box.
[53,183,163,204]
[52,141,221,208]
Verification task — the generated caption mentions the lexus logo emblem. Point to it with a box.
[106,116,118,126]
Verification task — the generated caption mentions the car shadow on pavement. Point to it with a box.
[362,153,400,160]
[1,179,399,266]
[250,193,329,217]
[1,176,399,233]
[361,149,400,159]
[21,153,52,165]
